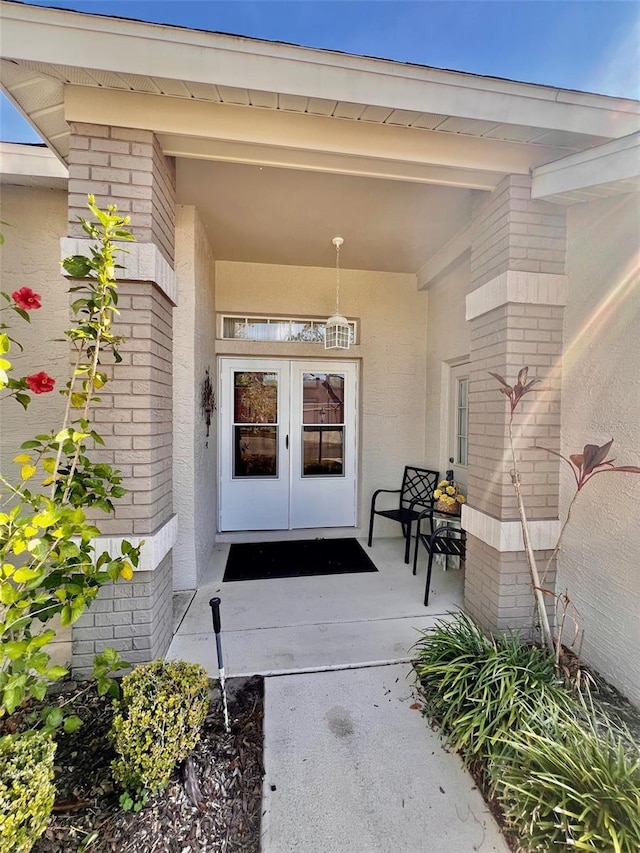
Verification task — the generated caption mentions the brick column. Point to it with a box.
[462,175,567,635]
[62,123,178,675]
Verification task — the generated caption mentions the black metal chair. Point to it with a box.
[367,466,439,564]
[413,513,466,606]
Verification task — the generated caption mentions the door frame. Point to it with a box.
[217,356,359,532]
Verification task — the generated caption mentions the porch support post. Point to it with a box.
[462,175,567,636]
[62,122,177,675]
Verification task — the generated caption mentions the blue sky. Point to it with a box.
[2,1,638,142]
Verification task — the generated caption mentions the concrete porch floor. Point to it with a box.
[167,537,464,677]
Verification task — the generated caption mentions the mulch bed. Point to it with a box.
[7,676,264,853]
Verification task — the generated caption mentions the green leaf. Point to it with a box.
[3,685,21,715]
[0,582,20,604]
[63,714,83,733]
[13,566,40,583]
[31,680,47,701]
[4,640,28,660]
[31,629,56,649]
[46,665,68,680]
[45,707,64,729]
[63,255,93,278]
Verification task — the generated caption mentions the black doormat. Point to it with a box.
[223,538,378,582]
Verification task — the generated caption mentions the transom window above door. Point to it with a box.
[220,314,357,344]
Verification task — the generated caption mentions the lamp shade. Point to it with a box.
[324,313,351,349]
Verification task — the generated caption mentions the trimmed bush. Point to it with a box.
[111,659,210,797]
[494,713,640,853]
[0,732,56,853]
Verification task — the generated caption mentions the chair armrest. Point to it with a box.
[409,497,436,513]
[415,505,437,537]
[371,488,401,511]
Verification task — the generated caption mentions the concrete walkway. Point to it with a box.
[261,663,509,853]
[168,538,464,676]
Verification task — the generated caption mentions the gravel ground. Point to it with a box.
[25,676,264,853]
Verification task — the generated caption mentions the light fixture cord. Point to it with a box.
[335,240,341,314]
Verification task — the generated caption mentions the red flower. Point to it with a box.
[26,372,55,394]
[11,287,42,310]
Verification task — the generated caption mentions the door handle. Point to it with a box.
[285,434,289,450]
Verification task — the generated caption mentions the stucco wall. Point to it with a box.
[173,206,217,589]
[560,193,640,705]
[423,256,471,481]
[0,185,71,665]
[0,186,69,468]
[215,261,426,533]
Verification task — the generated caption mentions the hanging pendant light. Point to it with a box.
[325,236,350,350]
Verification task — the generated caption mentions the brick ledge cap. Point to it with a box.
[466,270,567,321]
[60,238,177,306]
[461,504,560,552]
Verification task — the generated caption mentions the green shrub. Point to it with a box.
[413,614,572,765]
[111,659,210,797]
[0,732,56,853]
[494,712,640,852]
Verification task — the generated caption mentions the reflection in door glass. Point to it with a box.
[302,373,345,476]
[302,373,344,424]
[233,372,278,477]
[234,426,278,477]
[234,372,278,423]
[302,427,344,476]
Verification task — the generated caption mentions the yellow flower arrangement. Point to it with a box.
[434,479,466,511]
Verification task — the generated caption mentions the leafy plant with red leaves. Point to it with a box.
[489,366,544,414]
[490,367,640,663]
[537,439,640,491]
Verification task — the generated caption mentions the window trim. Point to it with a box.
[449,363,470,470]
[219,313,358,345]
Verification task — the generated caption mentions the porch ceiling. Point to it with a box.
[176,158,473,273]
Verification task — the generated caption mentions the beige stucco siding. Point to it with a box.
[0,185,71,664]
[214,261,427,533]
[423,256,471,480]
[560,193,640,704]
[0,186,69,467]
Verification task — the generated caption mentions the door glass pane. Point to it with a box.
[234,372,278,423]
[234,426,278,477]
[302,427,344,476]
[302,373,345,424]
[233,371,278,478]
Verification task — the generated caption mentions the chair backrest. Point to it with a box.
[399,466,439,512]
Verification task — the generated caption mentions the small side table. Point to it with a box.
[431,512,464,570]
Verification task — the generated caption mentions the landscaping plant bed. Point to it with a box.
[10,676,264,853]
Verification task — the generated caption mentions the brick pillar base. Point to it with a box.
[72,553,173,678]
[464,534,557,636]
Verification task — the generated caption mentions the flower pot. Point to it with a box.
[435,498,460,515]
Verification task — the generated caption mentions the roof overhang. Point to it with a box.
[0,140,68,187]
[531,132,640,204]
[1,0,639,182]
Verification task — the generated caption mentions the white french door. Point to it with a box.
[219,358,358,531]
